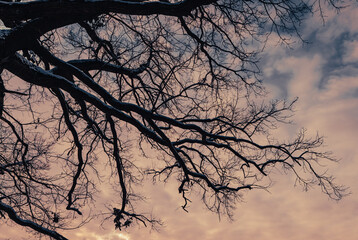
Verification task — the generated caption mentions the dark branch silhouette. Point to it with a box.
[0,0,347,238]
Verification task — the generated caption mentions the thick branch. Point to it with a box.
[0,0,217,21]
[0,201,68,240]
[3,53,166,145]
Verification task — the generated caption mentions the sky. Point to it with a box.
[1,2,358,240]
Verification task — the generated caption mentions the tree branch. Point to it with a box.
[0,201,68,240]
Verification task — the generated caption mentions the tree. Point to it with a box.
[0,0,347,239]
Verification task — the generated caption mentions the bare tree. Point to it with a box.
[0,0,347,239]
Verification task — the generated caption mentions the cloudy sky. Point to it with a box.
[1,2,358,240]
